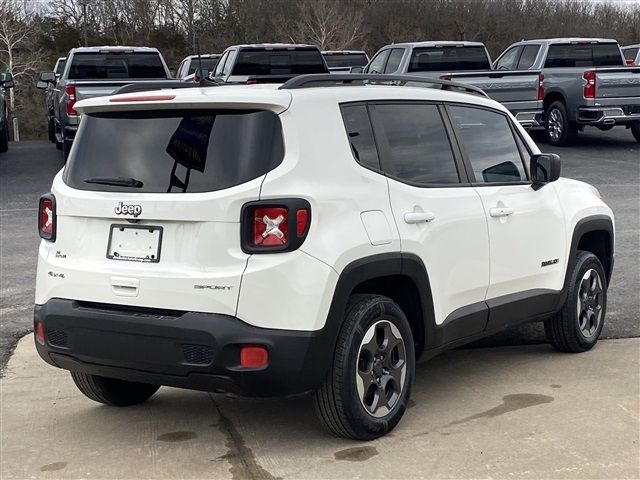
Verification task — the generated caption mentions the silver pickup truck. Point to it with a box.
[37,46,173,160]
[495,38,640,145]
[364,41,544,128]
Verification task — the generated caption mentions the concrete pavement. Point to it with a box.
[2,336,638,479]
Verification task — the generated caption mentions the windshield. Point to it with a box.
[408,46,490,72]
[68,52,167,80]
[64,110,284,193]
[323,54,369,68]
[232,48,328,76]
[188,58,220,75]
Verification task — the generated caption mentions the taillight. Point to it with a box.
[537,73,545,101]
[583,71,596,99]
[241,199,311,253]
[35,321,45,345]
[246,79,257,85]
[65,85,77,116]
[38,194,56,241]
[625,59,635,66]
[440,75,452,81]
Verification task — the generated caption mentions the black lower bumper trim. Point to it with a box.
[34,299,334,397]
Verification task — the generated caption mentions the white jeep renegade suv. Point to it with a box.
[34,74,614,440]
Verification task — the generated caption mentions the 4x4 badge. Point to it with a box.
[114,202,142,217]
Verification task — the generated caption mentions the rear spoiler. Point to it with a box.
[114,80,200,95]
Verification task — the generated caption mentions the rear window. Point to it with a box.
[544,43,623,68]
[232,48,328,75]
[67,52,167,79]
[408,46,490,72]
[323,53,369,68]
[188,57,219,75]
[64,110,284,193]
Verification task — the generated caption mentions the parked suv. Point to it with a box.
[211,44,329,84]
[34,74,614,440]
[0,72,13,153]
[495,38,640,145]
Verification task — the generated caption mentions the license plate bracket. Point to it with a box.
[107,224,162,263]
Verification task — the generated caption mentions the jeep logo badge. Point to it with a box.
[114,202,142,217]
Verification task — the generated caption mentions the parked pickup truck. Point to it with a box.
[363,41,544,128]
[176,54,221,81]
[42,57,66,144]
[495,38,640,145]
[210,44,329,84]
[36,46,174,160]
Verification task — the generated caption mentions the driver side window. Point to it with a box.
[366,50,390,74]
[495,46,522,70]
[214,52,229,77]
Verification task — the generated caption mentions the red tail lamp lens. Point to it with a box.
[253,207,288,246]
[35,321,45,345]
[583,71,596,99]
[65,85,77,116]
[537,73,545,101]
[38,195,55,241]
[240,346,268,368]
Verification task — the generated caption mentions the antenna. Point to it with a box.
[197,40,204,87]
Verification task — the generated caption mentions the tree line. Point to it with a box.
[1,0,639,139]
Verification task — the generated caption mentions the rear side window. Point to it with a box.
[232,49,327,75]
[449,106,527,184]
[68,53,167,79]
[323,54,369,68]
[341,104,380,171]
[64,110,284,193]
[408,46,491,72]
[518,45,540,69]
[544,43,623,68]
[371,104,460,185]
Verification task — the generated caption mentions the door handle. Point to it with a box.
[404,212,436,224]
[489,206,515,218]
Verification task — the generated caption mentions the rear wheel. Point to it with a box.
[47,117,56,143]
[70,372,159,406]
[631,122,640,143]
[314,294,415,440]
[545,101,578,146]
[545,251,607,353]
[62,133,72,161]
[0,125,8,153]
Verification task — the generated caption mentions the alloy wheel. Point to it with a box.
[576,268,604,338]
[355,320,407,418]
[548,108,564,142]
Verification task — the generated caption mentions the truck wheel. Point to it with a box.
[0,126,8,153]
[48,118,56,143]
[71,372,159,406]
[544,251,607,353]
[631,122,640,143]
[62,134,72,162]
[545,101,578,146]
[314,294,415,440]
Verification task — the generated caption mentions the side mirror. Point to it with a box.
[36,80,49,89]
[0,72,14,89]
[531,153,561,190]
[39,71,56,82]
[350,66,364,74]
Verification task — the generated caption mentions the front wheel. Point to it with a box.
[314,294,415,440]
[545,251,607,353]
[545,101,578,146]
[631,122,640,143]
[71,372,160,406]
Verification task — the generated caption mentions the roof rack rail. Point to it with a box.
[114,80,201,95]
[279,73,488,97]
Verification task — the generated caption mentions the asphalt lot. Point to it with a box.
[0,127,639,371]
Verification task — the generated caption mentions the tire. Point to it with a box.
[70,372,159,406]
[62,134,72,162]
[544,251,607,353]
[545,101,578,146]
[631,122,640,143]
[0,125,8,153]
[48,117,56,143]
[314,294,415,440]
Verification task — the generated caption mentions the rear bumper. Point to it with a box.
[577,106,640,126]
[34,298,335,397]
[514,110,544,129]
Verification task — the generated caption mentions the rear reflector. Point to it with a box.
[296,209,309,236]
[110,94,176,102]
[240,346,268,368]
[35,321,45,345]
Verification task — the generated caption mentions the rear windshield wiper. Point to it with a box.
[84,176,143,188]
